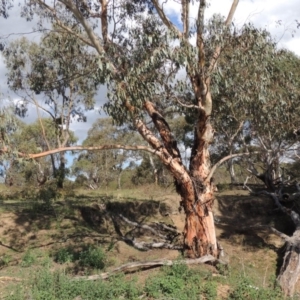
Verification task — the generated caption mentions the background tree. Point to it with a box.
[72,118,142,189]
[9,118,77,186]
[212,26,300,189]
[3,26,100,188]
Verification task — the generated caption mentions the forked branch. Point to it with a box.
[151,0,183,39]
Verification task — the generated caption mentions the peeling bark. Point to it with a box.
[183,113,218,258]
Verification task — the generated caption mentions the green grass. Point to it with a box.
[9,268,140,300]
[7,262,287,300]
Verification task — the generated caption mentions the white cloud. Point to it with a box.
[207,0,300,55]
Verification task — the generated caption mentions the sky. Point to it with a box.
[0,0,299,146]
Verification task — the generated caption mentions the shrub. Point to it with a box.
[54,247,74,264]
[21,250,36,267]
[145,263,207,300]
[79,246,106,269]
[229,277,283,300]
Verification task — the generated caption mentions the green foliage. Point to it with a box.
[79,246,106,269]
[229,276,283,300]
[7,256,286,300]
[72,118,142,189]
[131,154,172,187]
[27,186,61,214]
[203,280,218,300]
[9,268,140,300]
[145,263,216,300]
[54,248,74,264]
[0,254,11,267]
[54,245,106,270]
[21,250,37,267]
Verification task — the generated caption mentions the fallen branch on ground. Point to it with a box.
[119,214,177,240]
[238,224,290,241]
[74,255,220,281]
[0,276,22,282]
[122,237,182,251]
[151,222,178,233]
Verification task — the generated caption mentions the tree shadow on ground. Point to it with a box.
[0,194,175,253]
[215,191,294,275]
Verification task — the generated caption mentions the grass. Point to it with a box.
[7,262,287,300]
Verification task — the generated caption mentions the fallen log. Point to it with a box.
[74,255,219,281]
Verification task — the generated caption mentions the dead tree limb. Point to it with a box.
[261,190,300,297]
[119,214,171,240]
[243,225,290,241]
[117,214,181,251]
[122,237,182,251]
[74,255,218,281]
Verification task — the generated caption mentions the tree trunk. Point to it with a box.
[228,159,237,184]
[182,118,218,258]
[117,170,122,190]
[141,100,218,259]
[277,229,300,297]
[149,154,158,186]
[57,152,65,189]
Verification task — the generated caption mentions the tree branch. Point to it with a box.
[260,191,300,227]
[151,0,183,39]
[58,0,118,75]
[206,151,259,184]
[248,225,290,241]
[100,0,109,43]
[206,0,239,81]
[144,101,182,162]
[119,214,169,240]
[35,0,94,48]
[0,144,156,159]
[181,0,189,39]
[173,96,199,110]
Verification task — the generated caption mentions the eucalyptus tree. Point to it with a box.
[9,118,77,186]
[212,27,300,189]
[6,0,240,258]
[3,27,99,188]
[72,117,142,189]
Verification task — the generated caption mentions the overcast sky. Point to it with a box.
[0,0,299,146]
